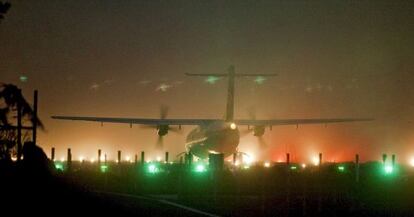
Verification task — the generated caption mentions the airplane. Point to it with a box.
[52,65,372,159]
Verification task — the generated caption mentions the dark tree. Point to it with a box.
[0,83,43,160]
[0,1,11,21]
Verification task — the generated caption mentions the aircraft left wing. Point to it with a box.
[234,118,373,126]
[51,116,220,126]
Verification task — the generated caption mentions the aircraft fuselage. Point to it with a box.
[185,122,239,159]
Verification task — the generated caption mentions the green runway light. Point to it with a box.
[290,166,297,170]
[55,163,64,171]
[100,165,108,173]
[384,165,393,174]
[243,165,250,169]
[195,164,206,173]
[337,166,345,172]
[147,164,159,174]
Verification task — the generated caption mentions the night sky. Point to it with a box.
[1,0,414,163]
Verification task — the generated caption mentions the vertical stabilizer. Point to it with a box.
[226,65,235,121]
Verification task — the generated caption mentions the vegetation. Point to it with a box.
[0,1,11,21]
[0,83,43,160]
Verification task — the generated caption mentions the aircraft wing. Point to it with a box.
[51,116,220,126]
[234,118,373,126]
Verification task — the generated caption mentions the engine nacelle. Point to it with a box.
[253,126,265,137]
[157,125,169,136]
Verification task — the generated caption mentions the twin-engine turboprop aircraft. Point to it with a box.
[52,65,371,159]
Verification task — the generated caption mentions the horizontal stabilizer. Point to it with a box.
[185,73,277,77]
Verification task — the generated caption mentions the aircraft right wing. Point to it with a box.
[234,118,373,126]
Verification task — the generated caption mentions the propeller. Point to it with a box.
[257,135,267,149]
[160,105,168,119]
[241,106,268,148]
[156,136,164,150]
[240,106,256,136]
[141,105,181,150]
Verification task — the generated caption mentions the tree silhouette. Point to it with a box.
[0,83,43,160]
[0,1,11,21]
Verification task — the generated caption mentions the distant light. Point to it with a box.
[100,155,105,162]
[230,123,237,130]
[60,157,65,162]
[19,75,28,82]
[205,76,220,84]
[90,158,95,163]
[311,156,319,166]
[234,161,240,166]
[243,165,250,169]
[337,166,345,172]
[384,165,393,174]
[301,163,307,169]
[100,165,108,173]
[290,166,297,170]
[11,156,17,162]
[243,154,254,165]
[264,162,271,168]
[126,156,131,162]
[254,76,266,84]
[409,158,414,167]
[156,156,162,162]
[79,156,84,162]
[195,164,206,173]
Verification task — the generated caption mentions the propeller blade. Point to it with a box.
[160,105,169,119]
[156,136,164,150]
[257,136,267,149]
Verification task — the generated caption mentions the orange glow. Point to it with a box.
[409,158,414,167]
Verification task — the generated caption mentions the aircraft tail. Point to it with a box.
[186,65,277,122]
